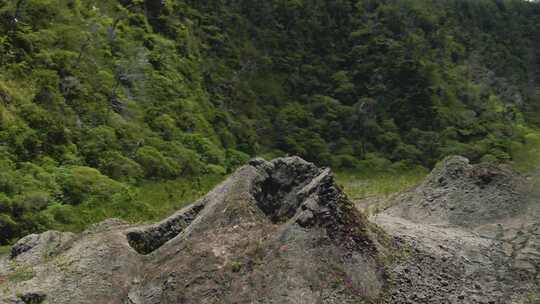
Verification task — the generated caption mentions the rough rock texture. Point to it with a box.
[2,156,538,304]
[385,156,527,228]
[377,156,540,303]
[0,157,390,304]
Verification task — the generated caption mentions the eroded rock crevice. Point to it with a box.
[126,202,205,255]
[251,157,321,223]
[19,292,46,304]
[252,158,378,255]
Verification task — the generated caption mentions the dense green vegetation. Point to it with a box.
[0,0,539,244]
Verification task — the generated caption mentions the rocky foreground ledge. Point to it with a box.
[0,156,539,304]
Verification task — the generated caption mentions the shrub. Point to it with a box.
[0,193,12,213]
[358,153,392,171]
[164,143,205,176]
[81,126,120,166]
[205,164,226,175]
[18,162,59,192]
[331,154,360,170]
[181,133,225,165]
[152,114,177,140]
[226,149,250,172]
[58,166,127,205]
[391,143,422,163]
[135,146,179,179]
[0,171,18,195]
[17,191,50,211]
[99,151,144,183]
[44,202,77,225]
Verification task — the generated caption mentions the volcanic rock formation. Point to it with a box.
[0,157,390,304]
[1,156,539,304]
[376,156,540,303]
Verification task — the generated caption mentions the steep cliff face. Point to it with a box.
[0,157,391,304]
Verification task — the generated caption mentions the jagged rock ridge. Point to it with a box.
[0,157,389,304]
[1,156,539,304]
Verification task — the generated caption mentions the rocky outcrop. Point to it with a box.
[0,157,390,304]
[376,156,540,303]
[384,156,528,228]
[1,156,538,304]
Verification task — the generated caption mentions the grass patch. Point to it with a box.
[43,175,225,233]
[336,168,428,200]
[133,175,224,222]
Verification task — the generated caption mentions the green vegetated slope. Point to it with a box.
[0,0,539,244]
